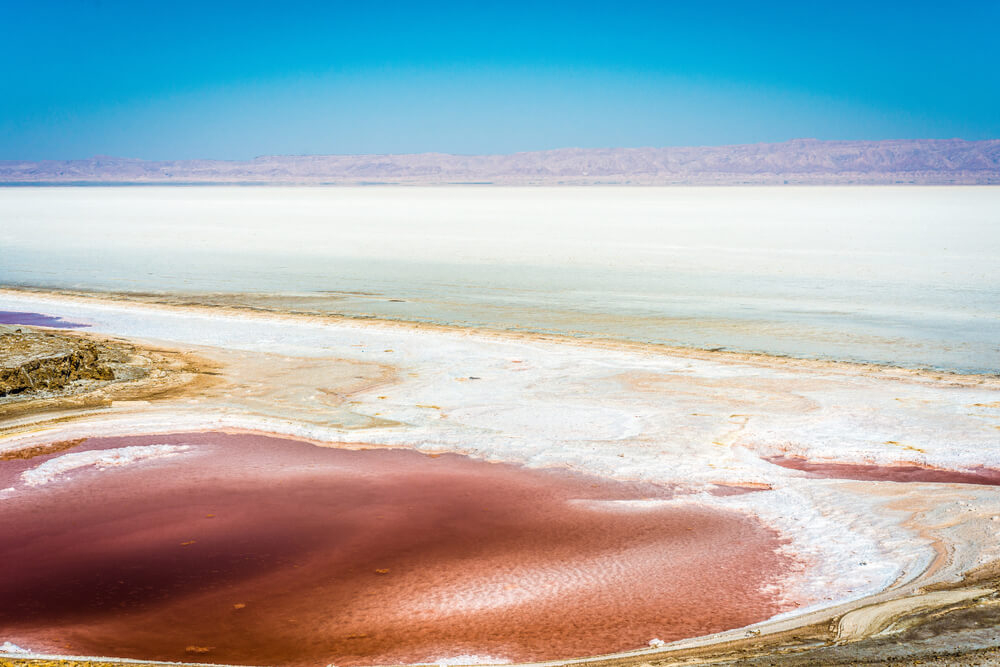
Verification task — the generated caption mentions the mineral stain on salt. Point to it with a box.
[0,311,89,328]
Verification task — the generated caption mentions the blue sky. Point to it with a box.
[2,1,998,159]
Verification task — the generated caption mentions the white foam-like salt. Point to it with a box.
[0,641,29,654]
[20,445,193,487]
[431,654,512,665]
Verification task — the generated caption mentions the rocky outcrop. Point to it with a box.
[0,323,218,423]
[0,331,114,397]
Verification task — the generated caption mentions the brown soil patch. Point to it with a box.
[0,438,84,461]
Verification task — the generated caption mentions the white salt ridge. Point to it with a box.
[20,445,193,487]
[431,654,511,665]
[0,641,29,654]
[570,499,698,512]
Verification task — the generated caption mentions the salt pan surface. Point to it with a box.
[2,291,999,643]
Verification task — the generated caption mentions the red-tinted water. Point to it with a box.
[765,455,1000,486]
[1,433,797,666]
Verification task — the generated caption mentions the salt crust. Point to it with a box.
[0,641,29,654]
[2,291,999,627]
[19,445,192,487]
[432,656,512,666]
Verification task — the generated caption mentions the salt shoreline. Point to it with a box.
[2,288,1000,665]
[4,286,998,386]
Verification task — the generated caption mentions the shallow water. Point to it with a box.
[1,186,998,372]
[0,310,89,328]
[765,456,1000,486]
[0,432,795,666]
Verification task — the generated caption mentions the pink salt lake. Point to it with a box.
[0,432,797,666]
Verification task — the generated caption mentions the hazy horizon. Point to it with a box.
[4,139,997,186]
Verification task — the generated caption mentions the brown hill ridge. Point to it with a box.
[2,138,999,185]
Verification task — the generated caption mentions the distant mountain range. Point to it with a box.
[3,139,999,185]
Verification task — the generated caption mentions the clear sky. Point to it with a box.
[2,0,999,160]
